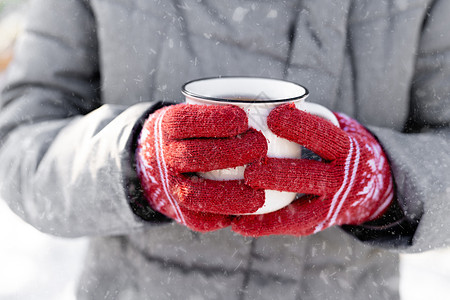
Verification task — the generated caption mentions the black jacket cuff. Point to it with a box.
[341,198,420,248]
[124,101,174,223]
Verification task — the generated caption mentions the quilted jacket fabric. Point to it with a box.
[1,0,450,299]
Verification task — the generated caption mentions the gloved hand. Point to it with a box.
[232,103,394,237]
[136,104,267,232]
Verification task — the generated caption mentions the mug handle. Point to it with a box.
[296,102,340,127]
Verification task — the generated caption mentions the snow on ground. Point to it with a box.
[0,202,87,300]
[400,249,450,300]
[1,201,450,300]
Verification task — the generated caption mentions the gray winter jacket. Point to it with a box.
[1,0,450,299]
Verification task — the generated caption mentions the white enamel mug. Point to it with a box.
[182,77,339,214]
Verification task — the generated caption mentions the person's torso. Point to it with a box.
[78,0,431,299]
[93,0,429,129]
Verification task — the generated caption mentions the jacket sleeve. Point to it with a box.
[0,0,168,238]
[343,0,450,252]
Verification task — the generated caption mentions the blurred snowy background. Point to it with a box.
[1,1,450,299]
[0,202,87,300]
[1,201,450,300]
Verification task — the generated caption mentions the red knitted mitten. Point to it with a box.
[136,104,267,232]
[232,103,394,237]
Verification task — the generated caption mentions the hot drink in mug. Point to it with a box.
[182,77,339,214]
